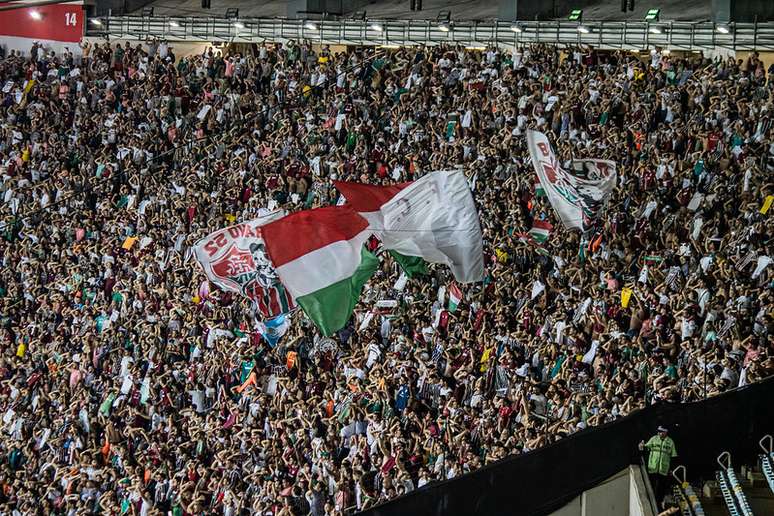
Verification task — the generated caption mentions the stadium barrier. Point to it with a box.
[86,17,774,51]
[360,375,774,516]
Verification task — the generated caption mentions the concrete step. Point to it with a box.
[700,484,774,516]
[698,496,731,516]
[738,466,769,490]
[746,485,774,515]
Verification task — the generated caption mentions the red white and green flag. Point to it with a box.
[259,206,377,336]
[448,283,463,312]
[529,220,552,243]
[194,206,377,336]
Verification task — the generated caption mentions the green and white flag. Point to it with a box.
[334,170,485,284]
[389,250,429,278]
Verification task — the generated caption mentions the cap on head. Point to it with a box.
[657,426,668,433]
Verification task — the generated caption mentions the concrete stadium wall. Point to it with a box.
[81,37,209,57]
[737,51,774,70]
[79,37,348,60]
[549,466,655,516]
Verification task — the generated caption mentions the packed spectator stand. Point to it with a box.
[0,39,772,515]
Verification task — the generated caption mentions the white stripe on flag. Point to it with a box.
[275,229,372,298]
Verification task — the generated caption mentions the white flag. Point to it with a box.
[334,170,485,283]
[639,265,649,284]
[531,280,545,300]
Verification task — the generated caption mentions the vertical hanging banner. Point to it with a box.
[448,283,463,312]
[526,130,617,231]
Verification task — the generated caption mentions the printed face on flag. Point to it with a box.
[208,236,279,296]
[193,213,295,317]
[527,131,616,230]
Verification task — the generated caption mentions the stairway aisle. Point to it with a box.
[699,474,774,516]
[746,486,774,515]
[698,497,732,516]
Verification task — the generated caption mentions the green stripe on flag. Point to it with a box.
[529,228,549,243]
[296,247,379,336]
[389,250,429,278]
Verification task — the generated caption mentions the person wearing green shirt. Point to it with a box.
[639,425,677,508]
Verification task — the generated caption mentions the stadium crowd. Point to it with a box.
[0,38,773,515]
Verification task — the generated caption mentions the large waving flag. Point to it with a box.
[526,130,616,230]
[334,170,485,283]
[260,206,378,336]
[192,211,295,318]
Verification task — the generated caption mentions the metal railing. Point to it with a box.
[86,17,774,51]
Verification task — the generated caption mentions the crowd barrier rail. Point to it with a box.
[360,375,774,516]
[86,17,774,51]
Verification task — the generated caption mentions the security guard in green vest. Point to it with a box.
[639,425,677,508]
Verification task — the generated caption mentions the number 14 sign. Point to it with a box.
[0,5,85,42]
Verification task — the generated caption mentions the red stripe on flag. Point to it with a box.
[261,206,370,267]
[532,220,553,231]
[449,282,463,300]
[285,288,296,311]
[333,180,411,212]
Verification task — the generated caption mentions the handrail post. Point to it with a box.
[672,465,687,484]
[557,20,560,46]
[712,22,716,48]
[644,22,649,52]
[760,435,773,454]
[732,22,737,50]
[717,451,732,471]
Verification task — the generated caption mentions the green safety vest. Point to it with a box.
[645,435,677,476]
